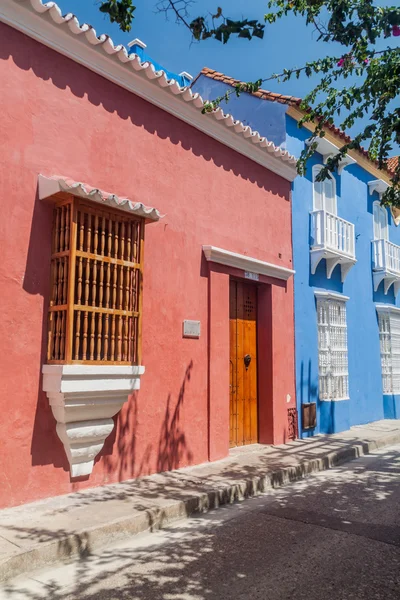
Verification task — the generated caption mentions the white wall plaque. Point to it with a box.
[245,271,259,281]
[183,320,201,338]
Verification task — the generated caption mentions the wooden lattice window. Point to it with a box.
[47,197,144,365]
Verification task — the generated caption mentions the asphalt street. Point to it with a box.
[2,445,400,600]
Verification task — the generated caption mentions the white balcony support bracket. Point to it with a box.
[311,250,356,282]
[306,138,356,174]
[310,210,356,282]
[385,277,397,295]
[326,256,342,280]
[340,261,356,283]
[42,365,145,478]
[372,239,400,297]
[373,272,399,295]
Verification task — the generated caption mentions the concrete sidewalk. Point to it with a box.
[1,419,400,582]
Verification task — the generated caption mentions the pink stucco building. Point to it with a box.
[0,0,298,509]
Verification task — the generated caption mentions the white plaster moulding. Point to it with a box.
[310,248,356,283]
[127,38,147,49]
[0,0,297,182]
[375,303,400,315]
[202,245,295,281]
[42,364,144,478]
[180,71,193,81]
[373,272,400,297]
[38,174,162,221]
[319,397,350,402]
[368,179,389,197]
[314,290,350,302]
[306,137,356,174]
[368,180,400,227]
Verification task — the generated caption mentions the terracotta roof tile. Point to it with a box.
[198,67,391,171]
[387,156,399,173]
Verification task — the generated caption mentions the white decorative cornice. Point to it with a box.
[180,71,193,81]
[38,174,162,221]
[42,365,144,477]
[375,303,400,315]
[368,179,389,198]
[0,0,297,182]
[203,245,295,281]
[307,137,356,174]
[127,38,146,49]
[314,290,350,302]
[369,179,399,228]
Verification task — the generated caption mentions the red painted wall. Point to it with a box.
[0,23,296,508]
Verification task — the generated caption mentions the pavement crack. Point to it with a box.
[0,534,21,549]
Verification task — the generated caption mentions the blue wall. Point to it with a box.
[193,74,400,435]
[129,43,192,87]
[286,115,400,435]
[192,75,287,149]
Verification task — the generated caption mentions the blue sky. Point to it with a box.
[54,1,398,149]
[56,1,343,92]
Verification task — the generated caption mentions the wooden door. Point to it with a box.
[229,280,258,447]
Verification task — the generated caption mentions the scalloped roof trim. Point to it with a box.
[7,0,297,171]
[38,175,163,221]
[197,67,391,173]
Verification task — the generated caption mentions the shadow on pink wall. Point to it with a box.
[0,22,289,198]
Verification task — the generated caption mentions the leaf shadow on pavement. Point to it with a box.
[2,448,400,600]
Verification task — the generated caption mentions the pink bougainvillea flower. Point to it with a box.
[337,58,345,67]
[393,25,400,36]
[364,58,369,64]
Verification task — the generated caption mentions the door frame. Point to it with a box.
[229,277,260,447]
[207,260,294,462]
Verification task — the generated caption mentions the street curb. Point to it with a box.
[1,432,400,583]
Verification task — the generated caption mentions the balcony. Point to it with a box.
[372,239,400,296]
[310,210,356,282]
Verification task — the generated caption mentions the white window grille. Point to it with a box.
[317,297,349,400]
[377,309,400,394]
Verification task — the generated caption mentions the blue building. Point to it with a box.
[127,38,193,87]
[193,67,399,436]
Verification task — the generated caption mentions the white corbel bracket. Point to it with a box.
[306,138,356,174]
[42,365,144,478]
[373,271,400,297]
[368,179,389,199]
[310,249,356,283]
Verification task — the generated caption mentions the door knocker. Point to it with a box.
[244,354,251,370]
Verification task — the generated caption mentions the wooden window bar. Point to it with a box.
[47,197,144,365]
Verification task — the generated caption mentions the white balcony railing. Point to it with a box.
[311,210,355,257]
[310,210,356,282]
[372,239,400,296]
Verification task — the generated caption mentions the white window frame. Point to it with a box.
[315,291,349,401]
[376,305,400,394]
[312,164,337,215]
[373,200,389,241]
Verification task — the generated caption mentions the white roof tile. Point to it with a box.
[38,175,162,221]
[2,0,297,178]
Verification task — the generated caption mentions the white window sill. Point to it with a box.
[319,397,350,402]
[42,364,145,478]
